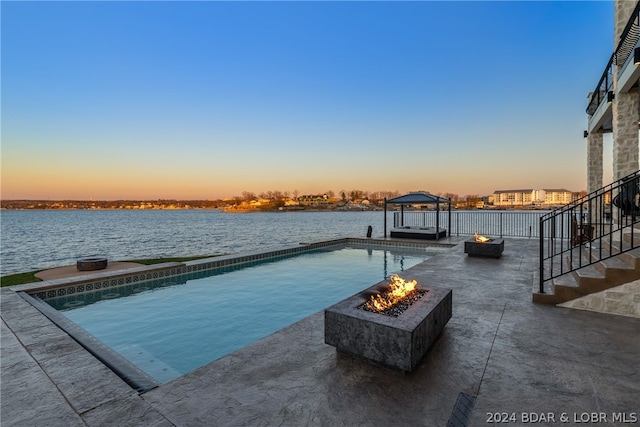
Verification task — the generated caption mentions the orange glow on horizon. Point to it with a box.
[1,154,585,201]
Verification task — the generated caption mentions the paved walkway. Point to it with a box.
[2,238,639,426]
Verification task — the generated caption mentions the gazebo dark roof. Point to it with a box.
[383,192,451,239]
[386,192,449,205]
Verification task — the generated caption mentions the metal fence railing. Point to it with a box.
[539,170,640,294]
[393,210,545,238]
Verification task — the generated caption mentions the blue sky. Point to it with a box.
[2,1,614,200]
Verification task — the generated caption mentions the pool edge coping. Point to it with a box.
[12,237,456,299]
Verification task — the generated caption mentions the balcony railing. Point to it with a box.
[586,1,640,116]
[586,55,614,116]
[613,1,640,67]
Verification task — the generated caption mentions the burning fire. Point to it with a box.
[474,232,492,243]
[364,274,418,312]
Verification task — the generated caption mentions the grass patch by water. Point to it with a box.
[0,271,43,287]
[0,255,222,287]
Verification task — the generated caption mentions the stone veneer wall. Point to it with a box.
[612,0,640,181]
[614,1,637,41]
[587,1,639,197]
[612,91,640,181]
[587,131,604,194]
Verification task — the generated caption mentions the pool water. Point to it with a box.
[46,245,436,383]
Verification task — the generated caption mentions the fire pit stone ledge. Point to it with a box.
[324,282,452,373]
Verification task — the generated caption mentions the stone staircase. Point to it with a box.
[533,227,640,305]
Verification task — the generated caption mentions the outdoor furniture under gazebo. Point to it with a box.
[384,192,451,240]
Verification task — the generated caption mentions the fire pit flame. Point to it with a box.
[364,274,418,313]
[474,232,492,243]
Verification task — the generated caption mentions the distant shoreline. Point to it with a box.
[0,205,554,212]
[0,199,561,211]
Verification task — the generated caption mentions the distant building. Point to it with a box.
[493,189,534,207]
[542,189,576,206]
[493,188,578,207]
[298,194,331,206]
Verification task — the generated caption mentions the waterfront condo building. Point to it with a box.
[493,189,534,207]
[493,189,577,207]
[540,189,576,206]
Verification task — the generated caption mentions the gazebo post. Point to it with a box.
[447,200,452,237]
[436,200,440,240]
[383,198,387,238]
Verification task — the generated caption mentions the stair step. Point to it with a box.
[598,256,635,271]
[609,239,638,252]
[553,273,579,288]
[582,242,640,267]
[531,270,561,304]
[618,248,640,269]
[564,249,588,269]
[573,264,605,280]
[532,270,554,294]
[534,273,581,304]
[623,231,640,244]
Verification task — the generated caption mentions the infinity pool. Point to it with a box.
[43,243,441,384]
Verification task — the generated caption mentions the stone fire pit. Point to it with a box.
[324,278,452,372]
[464,237,504,258]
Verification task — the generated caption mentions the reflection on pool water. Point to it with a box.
[45,244,440,383]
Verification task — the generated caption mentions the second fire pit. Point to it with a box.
[464,233,504,258]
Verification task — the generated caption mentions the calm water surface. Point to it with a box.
[1,209,545,276]
[0,210,391,275]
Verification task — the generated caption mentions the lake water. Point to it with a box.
[0,210,391,276]
[0,209,546,276]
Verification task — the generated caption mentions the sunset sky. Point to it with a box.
[2,1,614,200]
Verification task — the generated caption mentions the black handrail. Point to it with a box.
[538,170,640,294]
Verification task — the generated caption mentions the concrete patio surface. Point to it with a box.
[2,237,639,426]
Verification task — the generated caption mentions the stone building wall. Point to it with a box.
[587,131,604,194]
[612,0,640,181]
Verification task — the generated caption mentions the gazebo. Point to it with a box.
[384,192,451,240]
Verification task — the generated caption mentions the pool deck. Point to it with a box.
[2,237,639,426]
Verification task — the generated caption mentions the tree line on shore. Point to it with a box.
[0,189,486,211]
